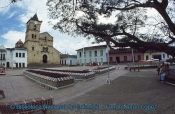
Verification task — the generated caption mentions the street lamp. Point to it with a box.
[83,47,85,67]
[106,42,111,84]
[131,48,134,63]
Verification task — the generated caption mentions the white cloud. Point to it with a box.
[2,30,25,48]
[0,0,11,13]
[6,11,17,19]
[1,0,98,54]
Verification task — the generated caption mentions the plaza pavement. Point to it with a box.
[0,65,127,104]
[54,69,175,114]
[1,66,175,114]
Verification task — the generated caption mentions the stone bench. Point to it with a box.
[129,66,140,72]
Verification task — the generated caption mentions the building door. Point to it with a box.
[110,57,113,63]
[124,56,127,62]
[6,62,10,68]
[138,55,141,61]
[43,55,48,63]
[116,57,120,63]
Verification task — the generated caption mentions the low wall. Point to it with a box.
[23,70,74,90]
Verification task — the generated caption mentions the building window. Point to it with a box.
[22,63,25,67]
[32,34,34,38]
[2,54,5,60]
[43,47,48,52]
[163,54,165,58]
[22,53,25,58]
[16,53,18,57]
[19,53,21,57]
[146,55,149,60]
[124,56,127,62]
[79,52,81,58]
[32,47,34,51]
[16,63,18,68]
[94,51,97,57]
[34,25,37,30]
[100,50,103,56]
[19,63,21,68]
[89,51,92,57]
[138,55,141,61]
[35,35,37,39]
[44,37,47,41]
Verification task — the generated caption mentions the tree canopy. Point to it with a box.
[47,0,175,56]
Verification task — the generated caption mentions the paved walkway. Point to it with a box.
[0,65,127,104]
[55,69,175,114]
[2,66,175,114]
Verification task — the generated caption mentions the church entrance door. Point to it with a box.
[43,55,48,63]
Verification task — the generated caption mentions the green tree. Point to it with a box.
[47,0,175,56]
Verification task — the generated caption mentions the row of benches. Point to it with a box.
[91,66,116,74]
[0,97,53,114]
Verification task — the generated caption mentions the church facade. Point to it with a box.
[23,14,60,65]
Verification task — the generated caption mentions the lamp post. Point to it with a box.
[106,42,111,84]
[67,53,70,68]
[132,48,134,63]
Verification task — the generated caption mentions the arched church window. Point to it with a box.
[32,47,34,51]
[44,37,47,41]
[34,25,37,30]
[32,34,34,38]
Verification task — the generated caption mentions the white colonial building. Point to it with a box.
[144,51,172,61]
[0,40,27,68]
[60,54,77,65]
[77,45,107,65]
[6,48,27,68]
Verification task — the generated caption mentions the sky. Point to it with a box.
[0,0,103,55]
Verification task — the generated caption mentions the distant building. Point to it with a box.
[60,54,77,65]
[0,45,7,67]
[144,51,172,61]
[76,45,107,65]
[77,45,173,65]
[23,14,60,65]
[109,48,144,63]
[0,42,27,68]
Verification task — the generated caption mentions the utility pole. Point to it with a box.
[106,42,111,84]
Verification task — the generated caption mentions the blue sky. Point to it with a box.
[0,0,99,54]
[0,6,25,44]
